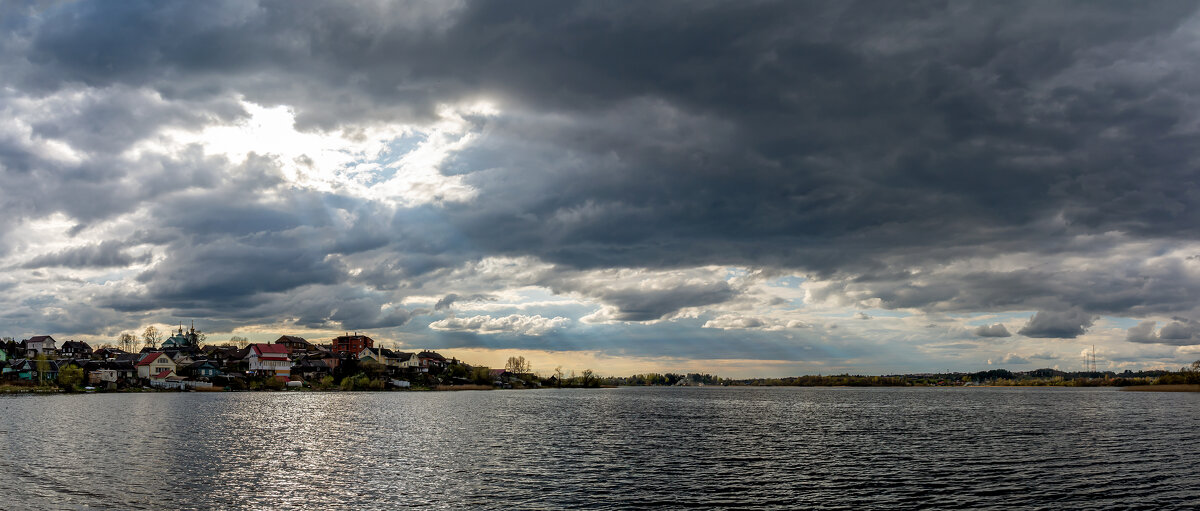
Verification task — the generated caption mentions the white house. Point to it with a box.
[247,344,292,377]
[23,335,57,356]
[402,351,446,373]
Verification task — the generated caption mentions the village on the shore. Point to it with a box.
[3,323,1198,393]
[0,324,563,391]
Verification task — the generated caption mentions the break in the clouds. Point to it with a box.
[3,1,1200,375]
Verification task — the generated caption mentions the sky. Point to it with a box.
[3,1,1200,377]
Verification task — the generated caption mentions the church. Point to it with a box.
[161,322,201,350]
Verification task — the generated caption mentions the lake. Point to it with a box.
[1,386,1198,509]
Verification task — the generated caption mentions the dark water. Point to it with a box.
[1,387,1198,509]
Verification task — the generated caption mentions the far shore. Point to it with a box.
[1121,384,1200,392]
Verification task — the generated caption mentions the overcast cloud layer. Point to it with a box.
[3,1,1200,375]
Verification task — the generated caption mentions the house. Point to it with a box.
[404,351,447,373]
[331,333,374,355]
[108,360,138,383]
[275,335,314,354]
[357,347,408,368]
[135,352,178,380]
[165,350,195,367]
[290,356,331,380]
[59,340,93,357]
[9,359,58,382]
[201,345,241,366]
[94,347,127,360]
[180,360,221,379]
[23,335,57,356]
[247,344,291,377]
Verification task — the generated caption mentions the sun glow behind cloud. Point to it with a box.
[127,99,494,207]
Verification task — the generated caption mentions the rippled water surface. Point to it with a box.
[2,387,1199,509]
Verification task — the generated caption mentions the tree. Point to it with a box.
[506,356,531,374]
[553,366,564,387]
[35,355,50,386]
[118,333,137,352]
[58,365,84,390]
[142,326,162,350]
[194,329,208,345]
[582,369,595,388]
[230,336,249,348]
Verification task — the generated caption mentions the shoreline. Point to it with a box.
[1121,384,1200,392]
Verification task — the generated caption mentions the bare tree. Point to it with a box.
[505,356,531,374]
[230,335,249,349]
[141,326,162,350]
[118,333,136,352]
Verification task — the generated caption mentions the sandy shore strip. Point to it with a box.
[1122,384,1200,392]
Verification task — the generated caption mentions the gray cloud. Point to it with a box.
[1018,309,1095,339]
[974,324,1012,338]
[1124,319,1200,346]
[434,293,496,311]
[1126,321,1159,343]
[21,240,145,269]
[999,353,1029,365]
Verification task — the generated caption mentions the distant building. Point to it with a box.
[404,351,447,373]
[23,335,57,356]
[247,344,291,377]
[94,347,126,360]
[135,352,177,380]
[274,335,314,354]
[331,333,374,355]
[161,323,202,350]
[180,360,221,379]
[59,340,93,357]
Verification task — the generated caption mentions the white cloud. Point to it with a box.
[429,314,569,336]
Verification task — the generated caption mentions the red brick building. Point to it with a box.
[331,333,374,355]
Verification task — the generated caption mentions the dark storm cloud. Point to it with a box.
[20,240,144,269]
[1017,309,1095,339]
[974,324,1012,338]
[5,1,1200,344]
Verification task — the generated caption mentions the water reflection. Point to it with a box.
[1,387,1199,509]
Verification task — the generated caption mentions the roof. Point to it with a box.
[251,343,289,355]
[361,347,400,359]
[276,335,310,344]
[294,359,329,369]
[417,351,446,361]
[27,335,54,343]
[61,340,92,350]
[151,369,172,379]
[135,353,171,367]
